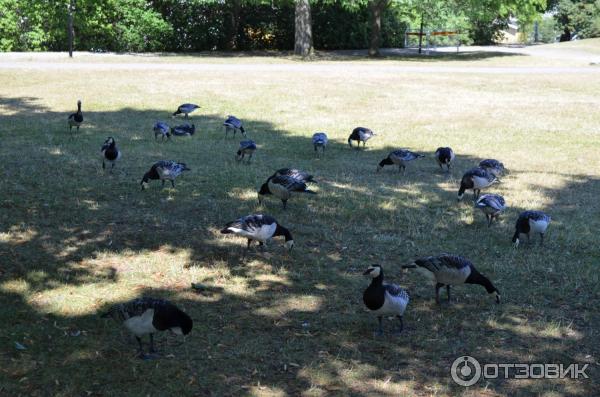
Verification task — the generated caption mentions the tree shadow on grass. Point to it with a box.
[0,95,598,396]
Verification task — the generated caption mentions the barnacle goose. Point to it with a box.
[68,99,83,132]
[171,123,195,136]
[479,159,505,177]
[376,149,424,173]
[402,254,500,304]
[236,140,257,162]
[172,103,199,118]
[258,175,316,209]
[153,121,171,141]
[435,147,455,172]
[458,167,499,201]
[348,127,376,149]
[141,160,190,190]
[224,115,246,137]
[101,297,192,359]
[221,214,294,252]
[512,210,551,247]
[475,194,506,227]
[312,132,328,155]
[101,137,121,172]
[269,168,316,184]
[363,264,409,336]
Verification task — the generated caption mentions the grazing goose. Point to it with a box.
[68,99,83,132]
[348,127,376,149]
[171,123,195,136]
[258,175,316,209]
[512,210,551,247]
[363,265,409,336]
[236,140,257,162]
[269,168,316,184]
[101,297,192,359]
[458,167,499,201]
[101,137,121,172]
[402,254,500,304]
[312,132,328,155]
[377,149,424,173]
[479,159,505,177]
[475,194,506,227]
[221,214,294,252]
[141,160,190,190]
[223,115,246,137]
[172,103,199,118]
[153,121,171,141]
[435,147,455,172]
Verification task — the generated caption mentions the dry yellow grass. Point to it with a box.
[0,40,599,396]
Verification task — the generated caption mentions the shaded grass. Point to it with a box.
[0,50,599,396]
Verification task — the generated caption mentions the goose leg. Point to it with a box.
[102,161,106,170]
[374,316,383,337]
[282,200,287,210]
[149,334,156,354]
[170,180,175,188]
[135,336,147,359]
[162,180,165,188]
[486,214,491,227]
[435,283,444,305]
[393,315,404,335]
[540,233,544,246]
[447,285,451,302]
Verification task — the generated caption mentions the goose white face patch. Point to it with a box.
[365,266,381,278]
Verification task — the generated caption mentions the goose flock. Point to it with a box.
[68,99,552,356]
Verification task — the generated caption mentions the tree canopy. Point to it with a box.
[1,0,596,53]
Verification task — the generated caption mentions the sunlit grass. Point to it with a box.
[0,44,599,396]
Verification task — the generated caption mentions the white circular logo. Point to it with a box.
[451,356,481,386]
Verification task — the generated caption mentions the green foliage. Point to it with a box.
[555,0,600,39]
[0,0,559,52]
[538,16,559,42]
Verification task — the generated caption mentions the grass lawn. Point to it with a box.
[1,40,599,396]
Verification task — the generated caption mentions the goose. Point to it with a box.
[363,264,409,336]
[512,210,551,247]
[221,214,294,252]
[377,149,424,173]
[141,160,190,190]
[171,123,195,136]
[68,99,83,132]
[224,115,246,137]
[258,175,316,209]
[348,127,376,149]
[173,103,199,118]
[101,297,192,359]
[402,254,500,304]
[153,121,171,141]
[479,159,505,177]
[435,147,455,172]
[236,140,257,162]
[101,137,121,172]
[312,132,328,155]
[269,168,316,184]
[475,194,506,227]
[458,167,499,201]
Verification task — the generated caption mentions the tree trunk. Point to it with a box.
[418,13,424,54]
[368,0,388,57]
[68,0,74,57]
[226,0,242,50]
[294,0,313,57]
